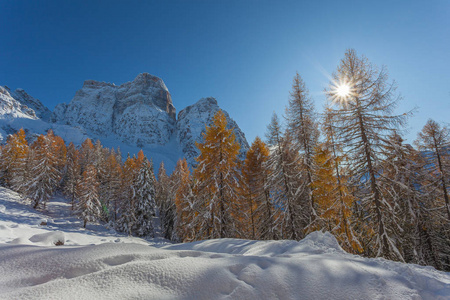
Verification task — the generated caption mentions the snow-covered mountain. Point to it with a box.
[0,86,39,121]
[52,73,176,146]
[6,87,52,121]
[0,73,249,170]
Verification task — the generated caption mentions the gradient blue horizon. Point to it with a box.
[1,0,449,144]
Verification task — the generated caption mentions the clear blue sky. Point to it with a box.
[1,0,449,144]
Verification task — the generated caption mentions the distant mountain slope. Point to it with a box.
[7,87,52,121]
[0,86,39,120]
[0,73,249,171]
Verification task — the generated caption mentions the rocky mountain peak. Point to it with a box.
[52,73,177,146]
[131,72,166,89]
[116,72,176,121]
[177,97,249,164]
[82,80,115,89]
[2,87,52,121]
[178,97,217,120]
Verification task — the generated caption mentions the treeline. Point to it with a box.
[0,49,449,271]
[0,130,156,237]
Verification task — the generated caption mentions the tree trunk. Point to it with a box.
[357,104,390,258]
[434,141,450,221]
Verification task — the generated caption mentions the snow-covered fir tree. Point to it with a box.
[116,154,138,235]
[27,131,63,209]
[286,73,320,229]
[415,120,450,270]
[171,158,195,242]
[265,113,303,240]
[76,164,101,228]
[132,157,156,237]
[381,133,443,268]
[100,151,122,222]
[156,161,176,240]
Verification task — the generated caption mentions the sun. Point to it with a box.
[329,80,354,107]
[336,84,350,98]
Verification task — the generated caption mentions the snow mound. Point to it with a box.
[163,231,344,257]
[1,239,449,300]
[301,230,345,253]
[28,231,65,246]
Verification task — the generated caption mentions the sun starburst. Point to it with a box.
[329,79,355,107]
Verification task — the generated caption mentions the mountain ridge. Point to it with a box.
[0,73,249,170]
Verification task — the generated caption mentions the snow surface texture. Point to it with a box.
[1,187,449,300]
[0,73,248,171]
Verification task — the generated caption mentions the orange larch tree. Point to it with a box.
[1,128,29,193]
[193,110,241,239]
[242,137,278,240]
[310,108,363,254]
[173,158,194,242]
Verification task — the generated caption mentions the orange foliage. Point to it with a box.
[193,110,241,239]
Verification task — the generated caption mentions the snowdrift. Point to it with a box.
[1,187,449,299]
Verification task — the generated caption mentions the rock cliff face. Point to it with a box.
[1,73,248,168]
[52,73,176,146]
[177,97,249,164]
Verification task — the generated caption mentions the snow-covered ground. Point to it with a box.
[0,187,449,299]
